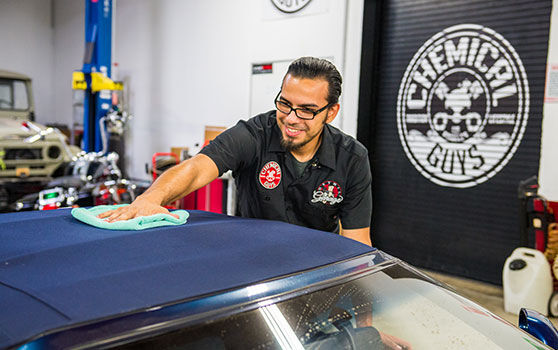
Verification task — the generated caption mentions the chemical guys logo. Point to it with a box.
[271,0,312,13]
[311,181,343,205]
[259,161,282,189]
[397,24,529,188]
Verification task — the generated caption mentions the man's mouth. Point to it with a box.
[285,126,304,137]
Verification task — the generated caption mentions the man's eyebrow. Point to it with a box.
[279,96,319,108]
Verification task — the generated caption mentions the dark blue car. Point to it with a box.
[0,209,556,349]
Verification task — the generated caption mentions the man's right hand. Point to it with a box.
[97,197,179,222]
[96,154,220,223]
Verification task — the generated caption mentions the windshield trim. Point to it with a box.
[17,251,402,349]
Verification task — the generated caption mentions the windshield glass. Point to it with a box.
[0,79,29,111]
[119,263,549,350]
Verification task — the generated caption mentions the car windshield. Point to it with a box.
[117,263,549,350]
[0,78,29,111]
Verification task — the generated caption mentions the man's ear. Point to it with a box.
[325,103,340,124]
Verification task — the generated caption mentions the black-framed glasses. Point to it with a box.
[274,92,331,120]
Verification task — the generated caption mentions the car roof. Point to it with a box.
[0,70,31,81]
[0,209,374,349]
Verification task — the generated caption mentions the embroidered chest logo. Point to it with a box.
[312,181,343,205]
[259,161,282,189]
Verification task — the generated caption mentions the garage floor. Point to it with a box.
[422,270,558,328]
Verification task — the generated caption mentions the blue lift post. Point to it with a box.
[73,0,121,153]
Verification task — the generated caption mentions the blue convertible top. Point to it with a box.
[0,209,374,349]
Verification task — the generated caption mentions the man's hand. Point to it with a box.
[97,197,178,222]
[97,154,219,223]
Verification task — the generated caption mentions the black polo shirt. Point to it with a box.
[199,110,372,233]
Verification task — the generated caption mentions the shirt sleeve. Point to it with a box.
[199,118,260,176]
[339,152,372,229]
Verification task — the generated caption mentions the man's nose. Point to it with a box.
[286,109,299,123]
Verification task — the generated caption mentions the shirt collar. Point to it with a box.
[315,124,336,170]
[269,115,285,153]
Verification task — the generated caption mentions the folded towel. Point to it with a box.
[71,204,189,230]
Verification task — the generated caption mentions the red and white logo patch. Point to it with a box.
[311,181,344,205]
[259,161,282,189]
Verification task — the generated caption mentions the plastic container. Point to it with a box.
[503,247,553,316]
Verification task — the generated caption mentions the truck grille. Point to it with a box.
[4,148,42,160]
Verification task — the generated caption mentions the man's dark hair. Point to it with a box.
[285,57,342,105]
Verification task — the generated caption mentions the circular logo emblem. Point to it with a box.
[397,24,529,188]
[311,181,343,205]
[271,0,312,13]
[259,161,282,189]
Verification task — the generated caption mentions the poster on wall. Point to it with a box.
[361,0,551,284]
[544,63,558,103]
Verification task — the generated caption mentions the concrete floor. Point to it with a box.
[421,269,558,328]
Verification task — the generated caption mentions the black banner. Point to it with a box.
[359,0,552,284]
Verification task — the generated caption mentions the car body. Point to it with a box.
[0,209,555,349]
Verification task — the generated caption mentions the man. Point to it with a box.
[100,57,372,246]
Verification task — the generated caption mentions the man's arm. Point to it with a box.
[340,227,371,246]
[98,154,219,222]
[99,115,264,222]
[338,151,372,246]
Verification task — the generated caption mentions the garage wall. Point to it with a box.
[3,0,554,200]
[52,0,84,126]
[112,0,363,179]
[0,0,55,123]
[50,0,364,179]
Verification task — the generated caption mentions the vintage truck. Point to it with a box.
[0,70,80,208]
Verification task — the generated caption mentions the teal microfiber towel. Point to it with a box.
[71,204,189,230]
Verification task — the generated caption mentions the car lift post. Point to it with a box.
[73,0,122,153]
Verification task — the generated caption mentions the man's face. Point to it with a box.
[276,74,339,153]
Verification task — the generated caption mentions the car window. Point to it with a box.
[116,264,550,350]
[13,80,29,110]
[0,79,29,110]
[0,79,12,109]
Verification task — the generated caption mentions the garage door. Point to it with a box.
[359,0,552,284]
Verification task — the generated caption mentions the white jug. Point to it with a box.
[503,247,553,316]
